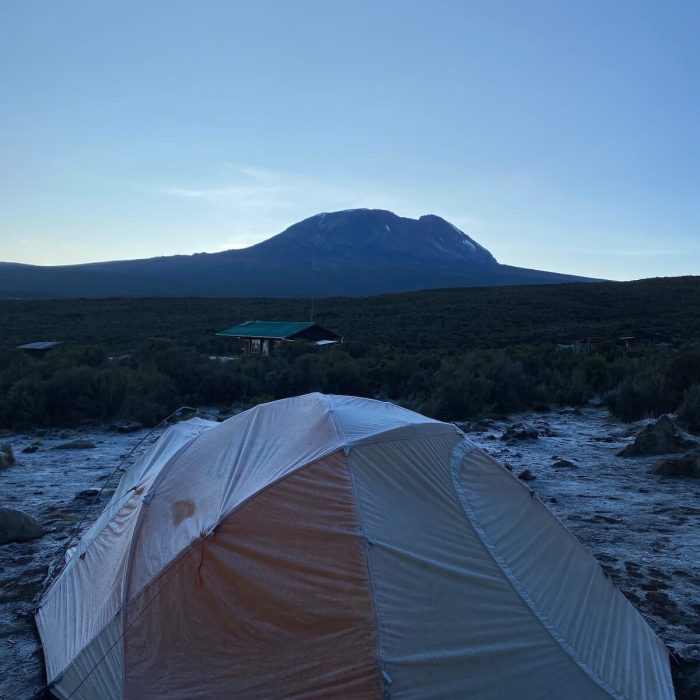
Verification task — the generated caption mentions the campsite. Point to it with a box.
[1,283,700,698]
[3,1,699,697]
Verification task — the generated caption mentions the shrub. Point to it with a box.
[1,339,700,428]
[0,442,15,468]
[678,384,700,434]
[604,371,677,421]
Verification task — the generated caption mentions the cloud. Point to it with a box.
[157,165,481,251]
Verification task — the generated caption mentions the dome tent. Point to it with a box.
[36,394,674,699]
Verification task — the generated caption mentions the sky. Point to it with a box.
[1,0,698,280]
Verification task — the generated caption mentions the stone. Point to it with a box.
[517,469,536,481]
[54,439,96,450]
[551,458,577,469]
[618,415,693,457]
[650,450,700,477]
[113,421,143,434]
[74,488,100,501]
[0,508,43,545]
[501,424,539,442]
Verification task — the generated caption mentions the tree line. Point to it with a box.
[1,339,699,432]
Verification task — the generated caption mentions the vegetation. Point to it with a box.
[678,385,700,434]
[0,276,698,355]
[0,276,698,429]
[0,337,699,430]
[0,442,15,468]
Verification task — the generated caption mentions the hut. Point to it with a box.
[16,341,62,359]
[216,321,341,355]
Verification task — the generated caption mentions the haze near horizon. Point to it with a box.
[1,0,698,281]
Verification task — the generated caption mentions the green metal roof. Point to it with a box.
[216,320,317,339]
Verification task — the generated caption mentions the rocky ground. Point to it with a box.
[0,407,698,699]
[0,426,159,700]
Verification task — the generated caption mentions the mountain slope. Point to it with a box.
[0,209,594,298]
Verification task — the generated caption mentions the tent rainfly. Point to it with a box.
[36,394,674,700]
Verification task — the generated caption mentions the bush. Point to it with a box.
[678,385,700,434]
[604,371,677,421]
[0,442,15,468]
[1,339,700,428]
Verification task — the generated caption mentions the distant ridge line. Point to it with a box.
[0,209,597,299]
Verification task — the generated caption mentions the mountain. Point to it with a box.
[0,209,595,298]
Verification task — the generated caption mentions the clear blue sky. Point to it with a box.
[1,0,698,280]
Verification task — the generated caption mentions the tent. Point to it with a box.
[36,394,674,699]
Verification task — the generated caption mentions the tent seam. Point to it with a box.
[349,427,459,449]
[462,443,672,659]
[318,393,346,445]
[117,424,218,695]
[126,427,459,604]
[120,442,346,607]
[346,448,388,700]
[449,440,627,700]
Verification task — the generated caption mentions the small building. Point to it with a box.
[216,321,342,356]
[16,341,62,359]
[617,334,666,350]
[557,338,601,354]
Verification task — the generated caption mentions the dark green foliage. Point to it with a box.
[604,372,676,421]
[1,276,698,355]
[0,277,698,428]
[678,385,700,434]
[0,442,15,468]
[2,339,699,428]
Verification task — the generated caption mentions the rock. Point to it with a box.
[22,444,40,453]
[650,450,700,477]
[618,415,693,457]
[501,424,539,442]
[74,488,100,501]
[54,439,96,450]
[517,469,536,481]
[551,458,577,469]
[113,421,143,434]
[0,508,43,544]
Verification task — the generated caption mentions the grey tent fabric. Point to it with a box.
[36,394,674,699]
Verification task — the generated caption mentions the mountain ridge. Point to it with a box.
[0,209,596,298]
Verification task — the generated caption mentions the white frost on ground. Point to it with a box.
[0,426,161,700]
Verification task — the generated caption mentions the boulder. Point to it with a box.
[551,458,577,469]
[113,421,143,434]
[74,488,100,501]
[517,469,536,481]
[617,416,693,457]
[650,450,700,477]
[501,424,539,442]
[0,508,43,544]
[54,439,96,450]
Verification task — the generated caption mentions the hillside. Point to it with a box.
[0,209,592,298]
[1,275,698,354]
